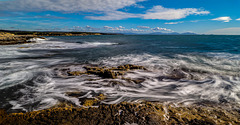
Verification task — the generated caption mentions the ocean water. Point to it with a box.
[1,35,240,112]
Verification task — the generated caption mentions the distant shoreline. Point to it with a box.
[0,30,122,45]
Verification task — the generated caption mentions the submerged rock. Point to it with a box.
[1,101,239,125]
[66,92,106,107]
[67,64,146,79]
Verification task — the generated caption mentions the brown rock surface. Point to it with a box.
[67,64,146,79]
[1,101,239,125]
[0,32,44,45]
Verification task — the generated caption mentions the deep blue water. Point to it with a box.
[44,35,240,62]
[1,35,240,112]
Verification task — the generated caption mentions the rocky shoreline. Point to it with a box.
[0,30,121,45]
[1,101,239,125]
[0,32,45,45]
[1,64,240,124]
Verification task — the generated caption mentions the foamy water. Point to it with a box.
[1,35,240,112]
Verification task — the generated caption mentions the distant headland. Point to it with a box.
[0,30,122,45]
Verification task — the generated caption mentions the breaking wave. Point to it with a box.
[1,53,240,112]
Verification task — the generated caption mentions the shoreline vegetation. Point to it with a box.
[0,30,121,45]
[1,64,240,124]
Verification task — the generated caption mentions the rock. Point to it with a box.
[81,94,106,107]
[1,101,239,125]
[66,92,87,98]
[117,64,147,71]
[67,64,146,79]
[164,69,188,80]
[0,35,41,45]
[131,78,145,84]
[67,71,87,76]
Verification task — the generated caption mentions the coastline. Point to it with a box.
[0,30,121,45]
[1,101,239,125]
[1,35,240,124]
[1,64,240,124]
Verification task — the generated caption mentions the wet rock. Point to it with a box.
[168,69,188,80]
[117,64,147,71]
[0,32,43,45]
[131,78,145,84]
[66,92,87,98]
[122,77,145,84]
[67,64,146,79]
[67,71,87,76]
[108,80,125,86]
[1,102,239,125]
[81,94,106,107]
[66,92,106,107]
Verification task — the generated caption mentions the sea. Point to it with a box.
[1,35,240,112]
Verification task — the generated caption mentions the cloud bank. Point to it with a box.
[143,6,209,20]
[87,5,210,20]
[0,0,145,12]
[165,21,184,24]
[207,27,240,35]
[0,0,209,20]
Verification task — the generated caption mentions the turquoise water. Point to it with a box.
[1,35,240,112]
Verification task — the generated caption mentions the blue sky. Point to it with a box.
[0,0,240,34]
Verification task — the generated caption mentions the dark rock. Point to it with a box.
[1,102,239,125]
[68,64,146,79]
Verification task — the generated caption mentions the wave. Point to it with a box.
[82,42,118,46]
[16,39,118,50]
[27,38,46,42]
[2,53,240,112]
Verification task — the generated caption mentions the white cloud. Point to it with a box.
[86,11,139,20]
[118,26,125,29]
[206,27,240,35]
[142,6,209,20]
[84,25,100,31]
[0,0,145,12]
[151,27,172,32]
[71,25,174,33]
[137,26,150,29]
[236,18,240,21]
[190,20,199,22]
[0,0,210,21]
[165,21,183,24]
[87,5,209,20]
[103,26,126,31]
[211,16,232,22]
[104,26,113,29]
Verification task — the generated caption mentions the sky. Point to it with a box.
[0,0,240,35]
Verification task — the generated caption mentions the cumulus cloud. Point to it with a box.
[211,16,232,22]
[84,25,100,31]
[118,26,125,29]
[87,5,209,20]
[142,6,209,20]
[151,27,172,32]
[137,26,150,29]
[165,21,183,24]
[86,11,139,20]
[104,26,113,29]
[102,26,146,33]
[103,26,126,31]
[0,0,209,21]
